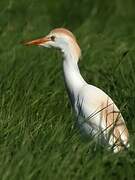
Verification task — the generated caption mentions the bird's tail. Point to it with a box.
[101,100,129,153]
[108,119,129,153]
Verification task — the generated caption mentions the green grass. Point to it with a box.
[0,0,135,179]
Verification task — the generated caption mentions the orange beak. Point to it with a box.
[23,36,51,46]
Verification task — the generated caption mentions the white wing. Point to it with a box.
[76,84,129,152]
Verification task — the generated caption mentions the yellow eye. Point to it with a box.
[51,36,55,41]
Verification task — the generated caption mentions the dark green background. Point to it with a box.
[0,0,135,179]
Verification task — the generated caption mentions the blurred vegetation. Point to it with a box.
[0,0,135,179]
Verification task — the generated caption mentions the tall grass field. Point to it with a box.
[0,0,135,179]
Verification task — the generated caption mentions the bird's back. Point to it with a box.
[76,84,129,152]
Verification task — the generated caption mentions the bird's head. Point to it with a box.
[24,28,81,61]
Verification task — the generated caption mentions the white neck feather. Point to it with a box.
[63,48,87,104]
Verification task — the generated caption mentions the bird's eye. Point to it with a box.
[50,36,55,41]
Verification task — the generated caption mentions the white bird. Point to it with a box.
[24,28,129,153]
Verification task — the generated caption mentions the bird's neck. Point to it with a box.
[63,54,86,103]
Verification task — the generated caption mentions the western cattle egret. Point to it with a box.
[24,28,129,153]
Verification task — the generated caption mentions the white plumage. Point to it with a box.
[24,28,129,152]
